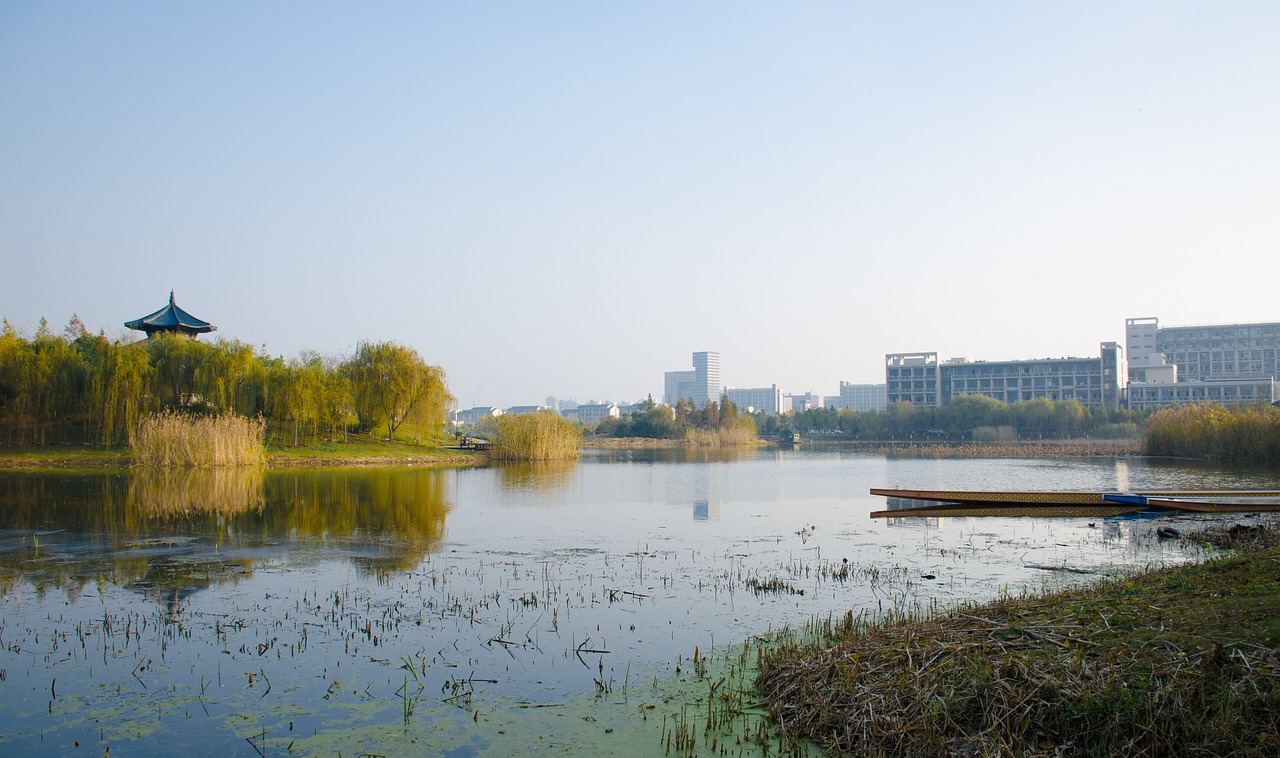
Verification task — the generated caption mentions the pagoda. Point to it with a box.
[124,291,217,338]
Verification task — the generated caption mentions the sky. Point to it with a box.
[2,2,1278,409]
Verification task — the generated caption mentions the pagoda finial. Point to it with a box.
[169,290,176,305]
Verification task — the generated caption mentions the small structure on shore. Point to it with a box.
[124,291,217,338]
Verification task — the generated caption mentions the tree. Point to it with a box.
[345,341,451,442]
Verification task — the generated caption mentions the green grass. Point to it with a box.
[0,446,136,471]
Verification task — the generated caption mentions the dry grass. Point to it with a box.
[756,517,1280,757]
[683,424,757,447]
[485,412,582,461]
[131,411,267,467]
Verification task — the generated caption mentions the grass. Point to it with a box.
[0,446,135,470]
[754,519,1280,757]
[265,433,480,466]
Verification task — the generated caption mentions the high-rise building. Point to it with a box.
[692,351,720,407]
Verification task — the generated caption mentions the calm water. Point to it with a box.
[0,449,1275,755]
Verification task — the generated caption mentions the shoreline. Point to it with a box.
[0,437,1146,470]
[754,518,1280,756]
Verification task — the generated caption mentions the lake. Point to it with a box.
[1,448,1275,756]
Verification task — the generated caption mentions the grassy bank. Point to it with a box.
[755,520,1280,757]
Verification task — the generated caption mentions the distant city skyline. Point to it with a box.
[3,4,1278,409]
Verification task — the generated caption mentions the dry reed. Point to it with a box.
[131,411,267,467]
[486,412,582,461]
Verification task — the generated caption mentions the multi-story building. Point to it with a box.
[1125,317,1280,409]
[885,344,1126,410]
[885,352,940,407]
[833,382,887,412]
[725,385,782,415]
[664,351,721,407]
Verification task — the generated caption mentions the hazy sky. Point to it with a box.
[3,3,1278,409]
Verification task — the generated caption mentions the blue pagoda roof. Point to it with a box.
[124,291,217,336]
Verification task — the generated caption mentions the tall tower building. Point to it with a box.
[692,351,720,407]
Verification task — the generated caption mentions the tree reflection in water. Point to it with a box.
[0,468,452,604]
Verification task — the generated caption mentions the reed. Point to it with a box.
[682,422,756,447]
[1144,402,1280,463]
[485,412,582,461]
[130,411,267,467]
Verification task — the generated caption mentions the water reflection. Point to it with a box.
[498,459,579,492]
[0,467,453,597]
[130,466,265,517]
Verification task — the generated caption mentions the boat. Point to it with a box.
[869,487,1280,518]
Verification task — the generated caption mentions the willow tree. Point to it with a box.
[145,332,211,410]
[344,341,450,442]
[79,334,152,447]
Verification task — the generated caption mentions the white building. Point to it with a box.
[725,385,782,415]
[452,406,502,428]
[561,403,620,425]
[786,392,822,412]
[833,382,887,412]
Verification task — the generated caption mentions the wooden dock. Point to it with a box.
[870,487,1280,518]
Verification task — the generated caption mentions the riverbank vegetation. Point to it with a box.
[131,411,266,467]
[1145,402,1280,464]
[0,317,451,450]
[755,519,1280,757]
[482,411,582,461]
[596,395,758,445]
[758,394,1144,442]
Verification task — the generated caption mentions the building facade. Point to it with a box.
[833,382,887,412]
[1125,317,1280,409]
[663,370,695,406]
[561,403,619,425]
[692,351,721,407]
[725,385,782,415]
[886,344,1125,410]
[885,352,941,407]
